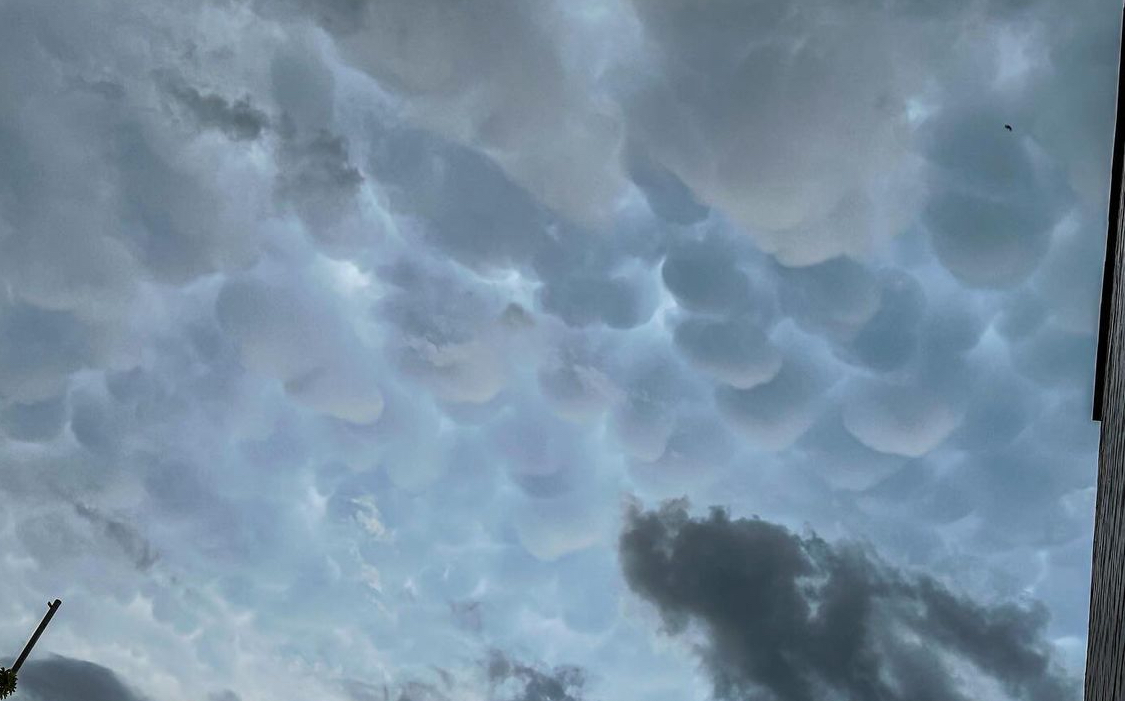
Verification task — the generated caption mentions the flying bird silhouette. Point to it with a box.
[1004,124,1013,131]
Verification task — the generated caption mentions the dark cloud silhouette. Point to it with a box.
[619,500,1078,701]
[14,655,151,701]
[163,80,270,141]
[487,651,589,701]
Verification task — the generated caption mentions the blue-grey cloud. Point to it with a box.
[620,500,1079,701]
[0,0,1111,696]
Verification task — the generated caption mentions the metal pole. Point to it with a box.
[11,600,61,674]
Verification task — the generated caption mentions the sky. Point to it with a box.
[0,0,1116,699]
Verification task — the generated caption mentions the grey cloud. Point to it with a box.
[612,395,677,463]
[538,355,622,423]
[377,259,514,405]
[0,301,96,403]
[945,438,1094,549]
[1032,210,1104,336]
[949,367,1035,451]
[277,129,367,247]
[610,348,705,462]
[396,681,450,701]
[449,599,483,632]
[662,238,752,314]
[794,412,908,492]
[673,316,782,390]
[142,456,216,518]
[346,652,592,701]
[13,655,151,701]
[920,103,1065,289]
[164,80,270,141]
[370,126,549,275]
[625,143,710,226]
[715,357,826,452]
[217,272,384,423]
[840,269,925,372]
[315,0,627,225]
[626,0,916,265]
[924,189,1053,289]
[269,41,336,133]
[994,292,1048,342]
[0,394,67,442]
[369,124,662,329]
[537,270,658,330]
[487,651,589,701]
[777,256,881,341]
[861,460,976,526]
[491,404,589,499]
[73,500,159,571]
[921,292,989,359]
[629,410,735,493]
[114,124,257,284]
[619,500,1079,701]
[1009,322,1095,390]
[841,378,963,458]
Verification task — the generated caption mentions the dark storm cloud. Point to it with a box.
[163,79,270,141]
[487,651,589,701]
[619,500,1078,701]
[14,655,151,701]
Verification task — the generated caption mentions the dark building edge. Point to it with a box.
[1084,7,1125,701]
[1092,3,1125,422]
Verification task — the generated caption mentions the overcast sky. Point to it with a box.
[0,0,1115,699]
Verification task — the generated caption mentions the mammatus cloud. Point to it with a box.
[619,500,1079,701]
[0,0,1110,697]
[299,0,629,227]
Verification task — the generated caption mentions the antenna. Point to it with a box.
[0,599,62,699]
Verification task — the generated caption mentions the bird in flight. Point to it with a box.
[1004,124,1013,131]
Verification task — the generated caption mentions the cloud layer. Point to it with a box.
[620,500,1079,701]
[0,0,1111,698]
